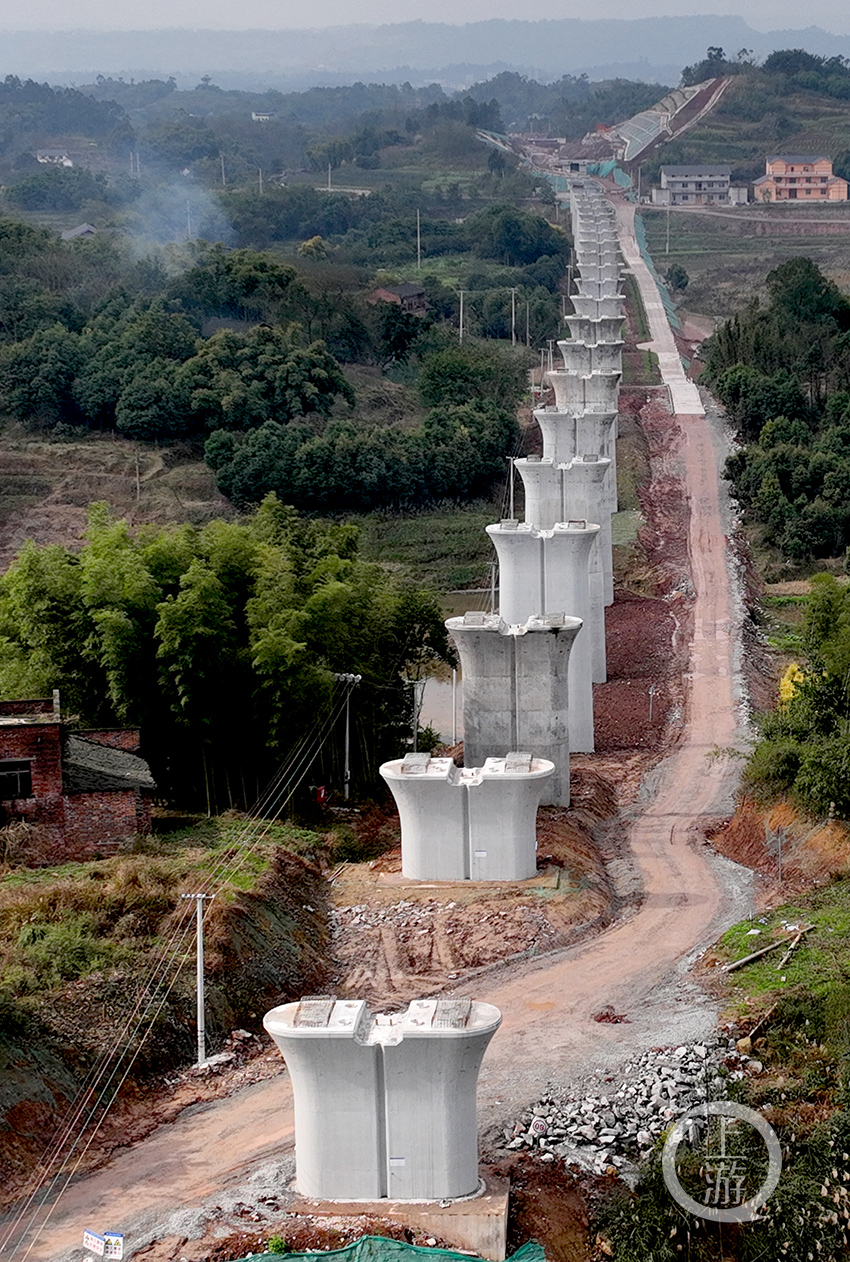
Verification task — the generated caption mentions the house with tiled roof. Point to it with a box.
[0,694,155,863]
[754,154,848,202]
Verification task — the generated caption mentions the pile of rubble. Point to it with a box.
[330,899,447,933]
[502,1037,760,1177]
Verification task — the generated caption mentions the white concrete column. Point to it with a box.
[544,523,599,748]
[575,410,619,517]
[445,613,515,766]
[382,999,502,1199]
[534,406,576,466]
[576,277,623,300]
[564,315,624,346]
[467,754,553,880]
[548,369,621,414]
[263,998,383,1199]
[380,753,554,881]
[446,613,581,804]
[264,998,502,1202]
[557,341,623,375]
[379,754,467,881]
[514,455,562,530]
[568,454,614,609]
[571,295,627,320]
[486,521,543,623]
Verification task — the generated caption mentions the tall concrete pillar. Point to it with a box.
[378,753,467,881]
[380,751,554,881]
[548,369,621,414]
[575,409,619,517]
[263,997,383,1199]
[575,277,623,300]
[446,612,581,803]
[382,999,502,1199]
[557,340,623,375]
[485,523,600,744]
[515,455,562,529]
[534,406,576,465]
[568,454,614,609]
[484,520,542,624]
[571,295,626,320]
[564,315,624,346]
[264,997,501,1201]
[577,262,621,286]
[543,523,599,741]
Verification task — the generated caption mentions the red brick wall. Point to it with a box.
[0,722,63,796]
[63,790,151,856]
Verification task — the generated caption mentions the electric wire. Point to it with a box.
[1,683,353,1259]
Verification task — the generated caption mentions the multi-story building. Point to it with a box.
[754,154,849,202]
[653,165,747,206]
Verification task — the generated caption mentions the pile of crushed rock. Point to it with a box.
[501,1036,760,1177]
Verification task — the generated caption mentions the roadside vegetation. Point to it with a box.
[706,258,850,562]
[598,877,850,1262]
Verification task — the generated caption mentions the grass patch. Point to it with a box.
[356,499,499,592]
[716,879,850,1000]
[623,273,650,342]
[0,817,325,999]
[761,593,807,654]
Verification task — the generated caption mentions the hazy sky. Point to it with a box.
[2,0,850,33]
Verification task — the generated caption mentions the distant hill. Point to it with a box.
[4,17,850,90]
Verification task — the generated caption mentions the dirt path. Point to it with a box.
[1,197,749,1262]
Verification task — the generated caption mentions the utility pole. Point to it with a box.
[181,893,214,1066]
[525,300,530,347]
[458,290,465,343]
[186,201,192,240]
[327,163,332,192]
[409,679,426,752]
[416,209,421,271]
[220,153,226,187]
[510,287,517,346]
[666,203,670,255]
[333,673,361,801]
[451,667,458,745]
[258,167,264,196]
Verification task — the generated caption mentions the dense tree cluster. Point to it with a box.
[746,575,850,819]
[206,399,518,513]
[707,259,850,558]
[0,497,451,808]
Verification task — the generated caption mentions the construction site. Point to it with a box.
[0,163,775,1262]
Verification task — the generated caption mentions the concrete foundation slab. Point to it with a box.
[288,1172,510,1261]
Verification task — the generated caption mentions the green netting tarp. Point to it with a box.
[240,1237,545,1262]
[633,212,682,331]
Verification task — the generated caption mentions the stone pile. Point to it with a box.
[502,1037,759,1176]
[329,898,459,933]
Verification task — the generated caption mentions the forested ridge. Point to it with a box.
[708,258,850,560]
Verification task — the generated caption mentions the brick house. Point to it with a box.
[754,154,849,202]
[0,694,156,862]
[366,283,429,314]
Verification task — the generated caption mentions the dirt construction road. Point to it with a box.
[2,193,749,1262]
